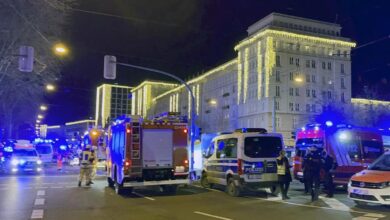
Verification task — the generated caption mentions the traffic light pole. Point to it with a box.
[115,62,197,180]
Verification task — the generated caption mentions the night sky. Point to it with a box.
[45,0,390,125]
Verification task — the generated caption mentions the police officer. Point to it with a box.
[78,145,93,187]
[322,149,337,198]
[303,146,323,201]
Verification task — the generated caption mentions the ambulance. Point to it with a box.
[106,113,189,195]
[293,123,384,186]
[201,128,283,197]
[348,151,390,206]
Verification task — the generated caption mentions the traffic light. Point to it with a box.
[18,46,34,72]
[104,55,117,79]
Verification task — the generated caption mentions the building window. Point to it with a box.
[276,55,281,67]
[289,57,294,65]
[292,117,298,129]
[341,63,345,74]
[306,60,310,68]
[275,86,280,97]
[289,103,294,111]
[312,75,316,83]
[295,58,300,66]
[312,89,317,98]
[306,74,310,83]
[311,60,316,68]
[306,89,310,97]
[276,117,280,128]
[289,88,294,96]
[311,104,316,113]
[341,78,345,89]
[295,88,300,96]
[322,62,326,69]
[327,62,332,70]
[327,91,332,99]
[306,104,310,112]
[341,93,345,103]
[275,101,280,110]
[276,71,281,82]
[295,103,300,112]
[290,72,294,81]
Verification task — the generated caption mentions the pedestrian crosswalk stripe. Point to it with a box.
[319,196,350,211]
[31,209,44,219]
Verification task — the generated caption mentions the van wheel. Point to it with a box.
[354,200,368,206]
[270,185,280,196]
[226,178,240,197]
[201,173,211,188]
[107,177,115,187]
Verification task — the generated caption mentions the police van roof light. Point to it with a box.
[235,128,267,134]
[325,121,333,127]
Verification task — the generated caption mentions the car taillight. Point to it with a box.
[184,159,189,167]
[183,129,188,134]
[124,159,132,168]
[238,159,243,175]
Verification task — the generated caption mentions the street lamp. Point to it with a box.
[40,105,48,111]
[37,114,44,119]
[53,43,68,56]
[46,84,56,92]
[36,120,41,123]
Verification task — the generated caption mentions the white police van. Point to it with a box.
[201,128,283,196]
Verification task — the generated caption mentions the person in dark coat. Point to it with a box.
[303,146,323,202]
[322,149,338,198]
[277,150,292,200]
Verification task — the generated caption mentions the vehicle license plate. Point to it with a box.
[248,174,262,179]
[352,189,368,195]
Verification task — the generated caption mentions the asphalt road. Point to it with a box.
[0,165,388,220]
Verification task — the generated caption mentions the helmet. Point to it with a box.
[84,145,91,150]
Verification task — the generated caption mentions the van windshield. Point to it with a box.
[36,144,53,154]
[244,136,282,158]
[13,149,37,157]
[368,154,390,171]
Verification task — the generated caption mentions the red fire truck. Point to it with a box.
[106,114,190,195]
[293,123,384,186]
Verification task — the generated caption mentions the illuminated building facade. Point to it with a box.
[147,13,357,146]
[350,98,390,127]
[65,119,95,139]
[95,84,133,128]
[130,81,178,118]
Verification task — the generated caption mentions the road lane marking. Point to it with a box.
[352,217,378,220]
[194,211,233,220]
[364,213,386,218]
[31,209,44,219]
[319,196,350,211]
[50,186,63,189]
[34,198,45,205]
[132,192,155,201]
[37,190,45,196]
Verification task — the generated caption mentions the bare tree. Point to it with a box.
[0,0,76,139]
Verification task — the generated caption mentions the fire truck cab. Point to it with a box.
[293,123,384,186]
[106,114,190,195]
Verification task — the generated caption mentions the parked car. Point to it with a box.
[348,151,390,206]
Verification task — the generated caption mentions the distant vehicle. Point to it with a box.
[348,151,390,206]
[96,158,106,170]
[6,148,42,174]
[106,113,189,195]
[201,128,283,197]
[35,143,54,163]
[292,123,384,186]
[69,157,79,166]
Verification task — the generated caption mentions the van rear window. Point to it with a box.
[244,136,282,158]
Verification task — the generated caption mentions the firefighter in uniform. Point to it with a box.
[78,145,94,187]
[90,146,98,184]
[303,146,323,201]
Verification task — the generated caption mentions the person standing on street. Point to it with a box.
[78,145,93,187]
[322,149,337,198]
[277,150,292,200]
[303,146,323,202]
[90,146,98,184]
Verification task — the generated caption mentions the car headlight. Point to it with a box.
[37,160,42,165]
[11,159,19,166]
